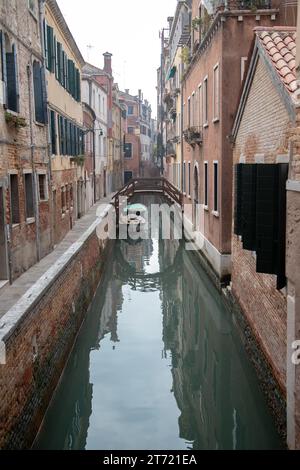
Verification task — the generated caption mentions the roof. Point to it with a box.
[232,27,297,140]
[256,27,297,94]
[46,0,85,67]
[82,62,106,76]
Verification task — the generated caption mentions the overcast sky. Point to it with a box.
[57,0,177,118]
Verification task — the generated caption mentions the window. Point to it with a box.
[191,93,195,127]
[213,64,220,122]
[124,143,132,159]
[49,110,57,154]
[198,84,202,127]
[10,174,20,224]
[204,162,208,207]
[33,61,46,124]
[203,76,208,126]
[24,173,34,219]
[187,97,191,128]
[127,105,134,115]
[188,162,191,196]
[4,39,19,113]
[213,162,218,212]
[183,162,186,193]
[66,184,69,210]
[241,57,248,82]
[28,0,36,15]
[234,163,289,289]
[61,187,66,214]
[38,174,47,201]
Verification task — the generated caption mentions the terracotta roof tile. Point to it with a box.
[255,27,297,95]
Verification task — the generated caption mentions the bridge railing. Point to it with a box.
[111,177,183,208]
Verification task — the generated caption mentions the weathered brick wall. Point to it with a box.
[0,226,111,449]
[232,56,293,393]
[0,0,51,280]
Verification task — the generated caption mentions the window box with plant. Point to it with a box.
[183,126,203,147]
[5,111,27,129]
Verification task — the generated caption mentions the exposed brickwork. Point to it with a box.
[0,228,110,449]
[0,0,51,282]
[232,54,294,394]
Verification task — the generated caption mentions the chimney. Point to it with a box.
[125,89,129,95]
[138,89,142,102]
[167,16,173,31]
[103,52,112,75]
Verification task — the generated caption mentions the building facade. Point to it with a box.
[82,102,95,214]
[82,71,108,200]
[0,0,51,284]
[180,0,296,281]
[231,25,297,428]
[45,0,85,243]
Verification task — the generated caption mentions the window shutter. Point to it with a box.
[33,62,46,124]
[256,164,278,275]
[0,31,7,106]
[75,68,81,101]
[6,46,18,112]
[43,20,48,61]
[46,25,54,72]
[276,163,288,289]
[64,118,68,155]
[241,164,257,251]
[55,39,59,81]
[234,164,243,235]
[50,110,56,155]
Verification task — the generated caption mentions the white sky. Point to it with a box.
[57,0,177,118]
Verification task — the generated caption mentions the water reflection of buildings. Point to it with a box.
[161,240,280,450]
[34,248,124,450]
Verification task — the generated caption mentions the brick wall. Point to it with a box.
[232,56,294,393]
[0,222,111,449]
[0,0,51,281]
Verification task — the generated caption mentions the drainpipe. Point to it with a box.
[93,125,96,203]
[27,63,41,263]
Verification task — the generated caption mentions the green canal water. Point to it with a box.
[34,203,282,450]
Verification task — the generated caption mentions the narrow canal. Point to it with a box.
[34,198,282,450]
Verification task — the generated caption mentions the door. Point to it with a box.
[124,171,133,185]
[0,187,8,281]
[103,170,107,197]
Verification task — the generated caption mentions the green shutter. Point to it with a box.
[50,110,57,155]
[241,164,257,251]
[6,46,18,112]
[33,61,46,124]
[46,25,54,72]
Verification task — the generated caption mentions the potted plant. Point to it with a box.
[5,111,27,129]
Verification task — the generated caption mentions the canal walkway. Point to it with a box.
[0,195,114,319]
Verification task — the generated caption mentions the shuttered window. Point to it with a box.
[33,61,46,124]
[241,164,257,251]
[46,25,54,72]
[6,45,19,112]
[10,174,20,224]
[24,173,34,219]
[234,164,243,235]
[234,163,288,289]
[50,110,57,155]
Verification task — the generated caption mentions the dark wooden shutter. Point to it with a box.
[55,39,59,81]
[276,163,288,289]
[76,69,81,101]
[6,45,18,112]
[33,62,46,124]
[256,164,278,275]
[46,25,54,72]
[43,20,48,60]
[50,110,57,155]
[234,164,243,235]
[241,164,257,250]
[0,31,7,106]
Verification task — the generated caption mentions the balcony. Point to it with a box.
[219,0,272,10]
[183,127,203,147]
